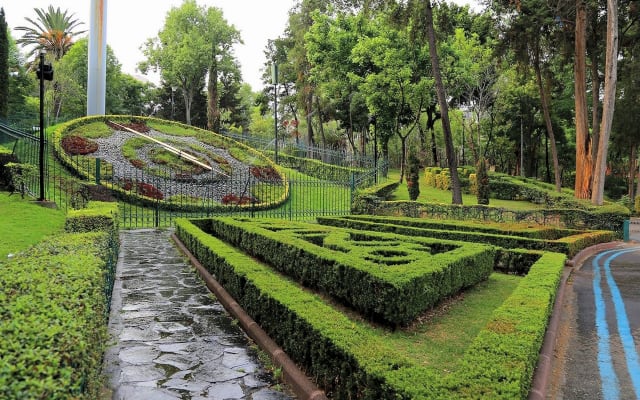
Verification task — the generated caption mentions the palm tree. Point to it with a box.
[15,5,86,61]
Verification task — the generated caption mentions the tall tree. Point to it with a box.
[203,7,241,132]
[0,8,9,119]
[15,5,85,61]
[591,0,619,205]
[139,0,210,125]
[425,1,462,204]
[574,0,592,198]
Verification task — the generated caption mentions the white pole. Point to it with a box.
[87,0,107,115]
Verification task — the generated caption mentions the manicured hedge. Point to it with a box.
[445,252,565,399]
[193,217,496,326]
[175,218,566,399]
[342,214,579,240]
[317,216,614,258]
[0,202,118,400]
[65,201,119,233]
[274,152,366,182]
[351,198,627,234]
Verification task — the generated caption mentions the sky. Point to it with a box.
[2,0,479,91]
[1,0,297,90]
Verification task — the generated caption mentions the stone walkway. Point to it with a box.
[103,229,294,400]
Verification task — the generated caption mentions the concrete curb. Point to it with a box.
[171,234,328,400]
[527,241,624,400]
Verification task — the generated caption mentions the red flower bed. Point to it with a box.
[106,120,150,133]
[118,179,164,200]
[221,193,253,205]
[250,166,281,181]
[61,135,98,155]
[136,182,164,200]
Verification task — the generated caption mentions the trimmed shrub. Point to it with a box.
[476,158,490,205]
[407,152,420,201]
[194,217,496,326]
[175,218,566,399]
[0,203,118,399]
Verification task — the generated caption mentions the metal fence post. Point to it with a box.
[95,158,101,184]
[623,219,630,241]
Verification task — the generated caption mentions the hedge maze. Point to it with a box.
[175,215,608,399]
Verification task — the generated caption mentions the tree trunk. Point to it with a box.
[533,46,561,192]
[315,95,327,161]
[305,91,314,154]
[183,89,193,126]
[207,62,220,132]
[592,0,618,205]
[574,0,593,199]
[425,1,462,204]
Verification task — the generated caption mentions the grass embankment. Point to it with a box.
[0,192,66,259]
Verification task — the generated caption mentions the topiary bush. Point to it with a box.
[407,152,421,201]
[476,158,490,205]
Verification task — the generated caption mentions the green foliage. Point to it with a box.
[476,158,490,205]
[0,198,118,400]
[5,162,37,198]
[195,217,495,326]
[0,148,18,188]
[175,217,565,399]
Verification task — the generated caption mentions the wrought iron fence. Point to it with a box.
[1,121,379,228]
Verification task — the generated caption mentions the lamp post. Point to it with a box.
[272,63,279,164]
[36,49,53,201]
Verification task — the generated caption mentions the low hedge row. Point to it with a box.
[0,202,119,399]
[193,217,495,326]
[175,218,566,399]
[352,198,628,233]
[316,216,614,258]
[445,251,565,398]
[343,214,579,240]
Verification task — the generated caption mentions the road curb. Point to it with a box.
[528,241,624,400]
[171,233,328,400]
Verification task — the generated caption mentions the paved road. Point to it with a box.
[103,229,294,400]
[549,245,640,400]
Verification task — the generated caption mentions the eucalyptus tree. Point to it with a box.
[15,5,86,61]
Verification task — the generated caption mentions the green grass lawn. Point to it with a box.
[373,272,521,372]
[0,191,66,259]
[387,170,545,211]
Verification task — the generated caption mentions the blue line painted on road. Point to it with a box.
[593,250,620,400]
[601,248,640,399]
